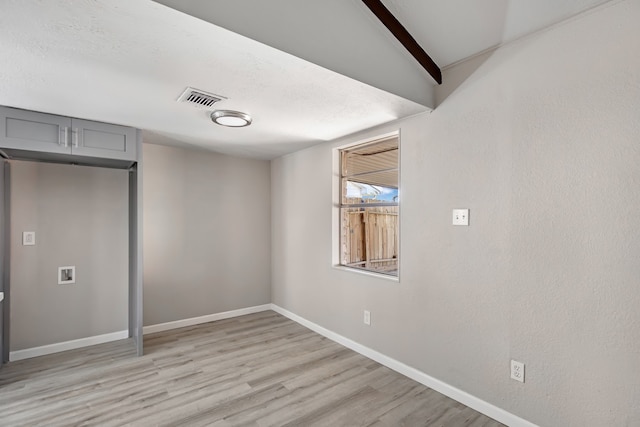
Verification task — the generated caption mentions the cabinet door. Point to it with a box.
[71,118,137,161]
[0,107,71,154]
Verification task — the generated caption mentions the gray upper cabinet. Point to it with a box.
[0,108,71,155]
[0,106,137,162]
[70,118,136,161]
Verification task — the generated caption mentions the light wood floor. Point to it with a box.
[0,311,504,426]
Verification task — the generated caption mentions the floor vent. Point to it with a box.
[177,87,227,108]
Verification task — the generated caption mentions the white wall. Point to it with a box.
[143,142,271,326]
[153,0,437,107]
[10,161,129,351]
[271,1,640,426]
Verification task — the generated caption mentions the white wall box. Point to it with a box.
[58,266,76,285]
[0,106,136,167]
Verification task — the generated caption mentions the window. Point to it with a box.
[339,135,399,276]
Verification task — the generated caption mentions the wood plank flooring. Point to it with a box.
[0,311,505,426]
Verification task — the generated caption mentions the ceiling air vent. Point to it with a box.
[177,87,227,109]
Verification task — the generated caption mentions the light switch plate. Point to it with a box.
[452,209,469,226]
[23,231,36,246]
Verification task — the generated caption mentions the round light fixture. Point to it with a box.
[211,110,252,127]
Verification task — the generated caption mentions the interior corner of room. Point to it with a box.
[1,0,639,426]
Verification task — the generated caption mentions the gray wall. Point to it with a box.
[271,1,640,426]
[142,142,271,326]
[10,161,129,351]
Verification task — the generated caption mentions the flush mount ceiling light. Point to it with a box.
[211,110,252,127]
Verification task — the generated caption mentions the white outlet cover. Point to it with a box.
[363,310,371,326]
[23,231,36,246]
[452,209,469,226]
[58,266,76,285]
[510,360,525,383]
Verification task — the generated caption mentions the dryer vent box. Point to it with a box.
[58,266,76,285]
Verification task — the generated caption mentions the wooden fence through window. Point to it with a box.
[341,203,398,275]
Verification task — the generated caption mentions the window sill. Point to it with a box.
[332,265,399,282]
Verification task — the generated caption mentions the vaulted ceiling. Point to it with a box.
[0,0,611,159]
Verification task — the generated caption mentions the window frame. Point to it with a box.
[333,131,400,280]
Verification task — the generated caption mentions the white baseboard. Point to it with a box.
[270,304,537,427]
[9,304,535,425]
[143,304,272,335]
[10,330,129,362]
[9,304,272,361]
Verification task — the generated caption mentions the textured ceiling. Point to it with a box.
[0,0,427,159]
[0,0,613,159]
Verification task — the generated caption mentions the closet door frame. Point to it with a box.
[1,161,9,363]
[0,132,143,362]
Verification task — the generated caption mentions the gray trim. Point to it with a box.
[0,148,134,170]
[129,131,143,356]
[1,161,10,363]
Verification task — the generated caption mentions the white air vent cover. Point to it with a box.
[178,87,227,109]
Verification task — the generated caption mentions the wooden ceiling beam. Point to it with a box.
[361,0,442,84]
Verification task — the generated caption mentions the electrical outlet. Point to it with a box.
[363,310,371,326]
[510,360,525,383]
[452,209,469,226]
